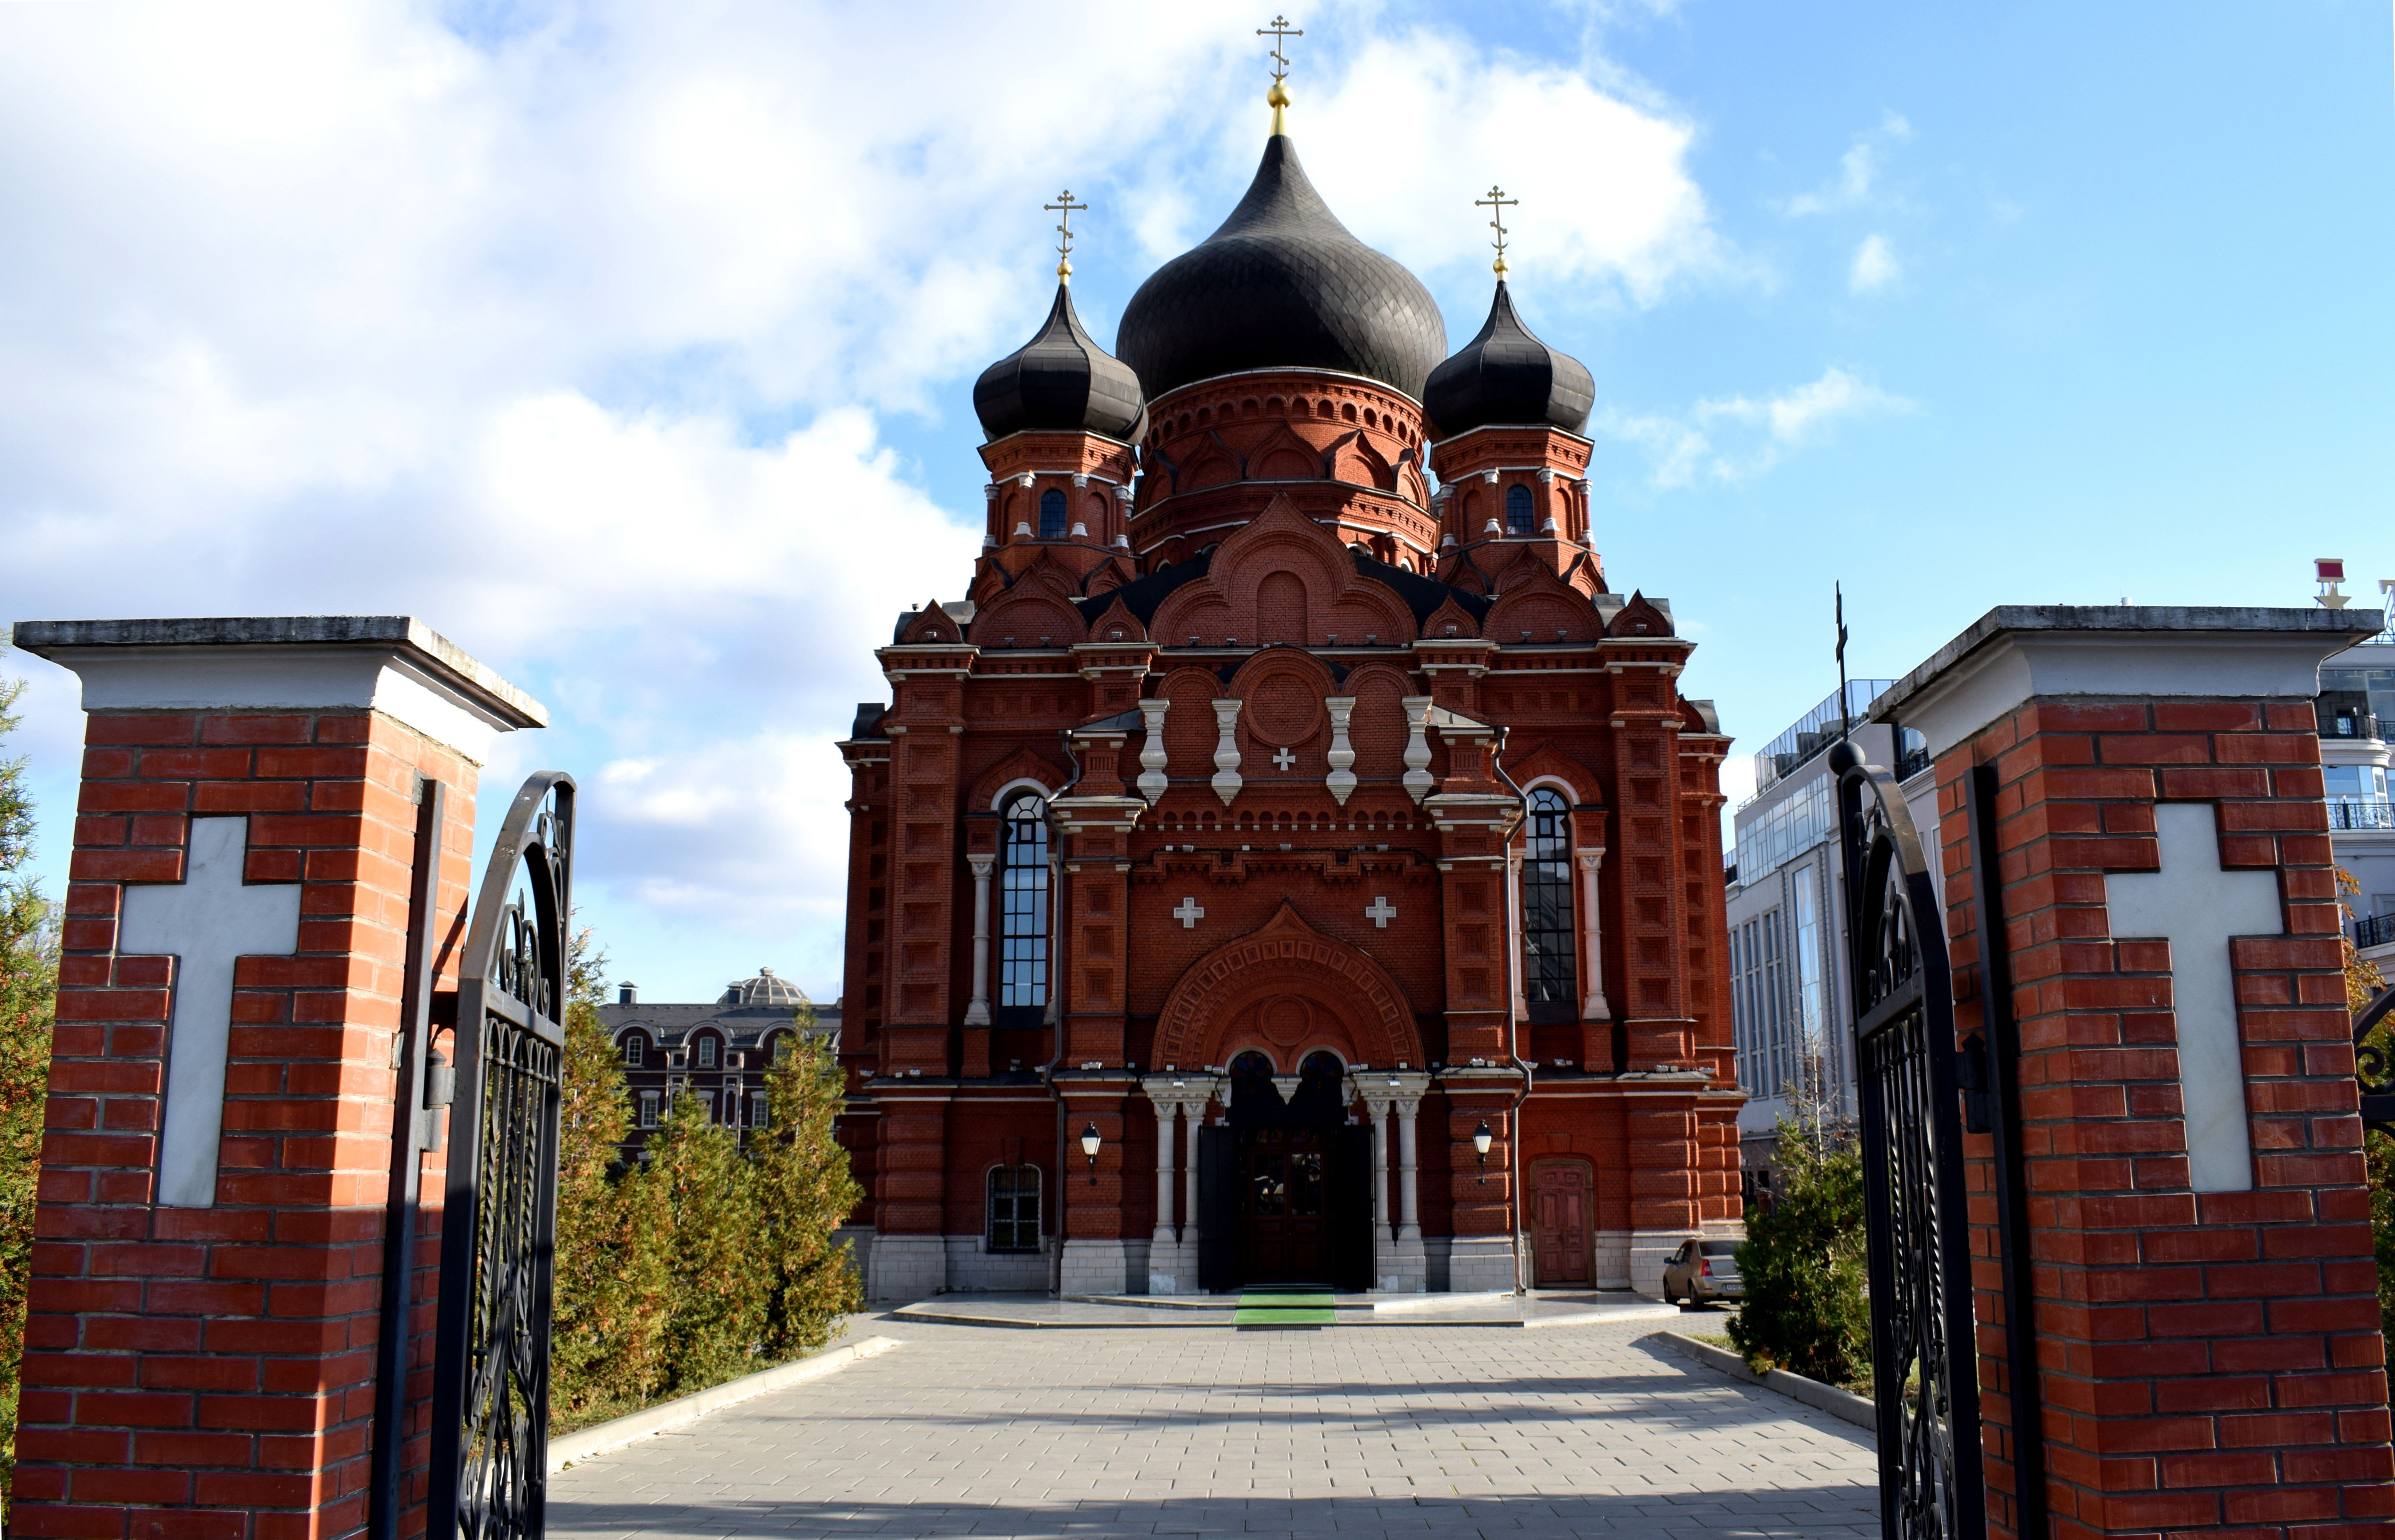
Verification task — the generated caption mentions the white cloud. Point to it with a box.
[1596,367,1916,487]
[1783,109,1912,217]
[1850,234,1899,292]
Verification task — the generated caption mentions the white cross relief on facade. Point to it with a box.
[117,817,303,1208]
[1272,747,1296,771]
[1173,897,1205,929]
[1365,896,1396,928]
[2105,802,2283,1194]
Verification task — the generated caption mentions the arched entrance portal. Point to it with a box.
[1200,1050,1371,1290]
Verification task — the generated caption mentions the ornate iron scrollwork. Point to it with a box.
[2355,985,2395,1133]
[1831,742,1985,1540]
[428,773,574,1540]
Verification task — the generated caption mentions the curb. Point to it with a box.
[1656,1331,1876,1431]
[548,1335,902,1471]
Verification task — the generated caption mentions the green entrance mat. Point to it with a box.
[1234,1288,1335,1328]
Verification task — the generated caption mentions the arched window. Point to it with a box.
[1522,787,1577,1018]
[1505,484,1535,535]
[1039,488,1067,538]
[988,1165,1041,1252]
[1000,792,1049,1011]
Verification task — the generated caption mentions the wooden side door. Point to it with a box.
[1532,1162,1591,1286]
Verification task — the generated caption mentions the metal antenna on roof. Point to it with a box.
[1044,190,1087,284]
[1476,186,1518,278]
[1259,15,1302,134]
[1836,582,1852,743]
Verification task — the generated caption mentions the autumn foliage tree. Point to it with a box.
[0,672,58,1509]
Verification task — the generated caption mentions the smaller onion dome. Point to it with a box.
[722,967,810,1009]
[973,282,1146,444]
[1423,281,1594,438]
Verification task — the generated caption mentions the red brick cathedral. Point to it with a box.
[836,112,1743,1300]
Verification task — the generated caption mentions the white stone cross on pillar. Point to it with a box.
[1173,896,1205,929]
[1365,896,1396,928]
[117,817,303,1209]
[2106,802,2284,1194]
[1271,747,1296,771]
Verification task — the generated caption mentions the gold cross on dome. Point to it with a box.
[1259,15,1302,132]
[1044,190,1087,282]
[1476,185,1519,277]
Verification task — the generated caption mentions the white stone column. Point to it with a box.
[1137,698,1170,804]
[1154,1103,1178,1244]
[1400,696,1435,804]
[964,853,995,1027]
[1505,847,1529,1019]
[1370,1071,1430,1292]
[1325,696,1357,805]
[1210,699,1244,805]
[1577,850,1609,1019]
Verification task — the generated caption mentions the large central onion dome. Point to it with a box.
[1117,136,1447,402]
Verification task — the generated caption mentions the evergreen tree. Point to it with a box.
[548,928,668,1423]
[753,1008,862,1360]
[1727,1108,1870,1388]
[0,672,58,1511]
[648,1083,768,1394]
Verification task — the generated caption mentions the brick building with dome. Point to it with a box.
[834,84,1742,1300]
[596,967,837,1158]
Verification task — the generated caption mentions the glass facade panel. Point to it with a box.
[1732,772,1835,887]
[1792,865,1826,1101]
[1000,793,1050,1007]
[1521,788,1577,1006]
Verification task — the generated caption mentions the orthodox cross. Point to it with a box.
[1272,747,1297,770]
[1173,896,1206,929]
[1476,185,1518,278]
[1259,15,1302,132]
[1365,896,1397,928]
[1044,190,1086,282]
[117,817,303,1208]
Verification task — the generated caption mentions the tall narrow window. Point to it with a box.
[1521,787,1577,1016]
[1792,866,1827,1102]
[988,1165,1041,1252]
[622,1035,645,1068]
[1505,484,1535,535]
[1000,792,1049,1011]
[639,1091,660,1128]
[696,1036,717,1069]
[1039,488,1067,539]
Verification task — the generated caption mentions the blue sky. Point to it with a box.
[1,1,2389,1004]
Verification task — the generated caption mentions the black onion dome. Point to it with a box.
[1117,136,1447,402]
[1424,281,1595,438]
[973,282,1147,443]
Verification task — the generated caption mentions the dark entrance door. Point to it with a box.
[1237,1126,1331,1283]
[1531,1163,1591,1286]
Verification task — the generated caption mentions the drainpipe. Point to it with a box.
[1044,732,1086,1298]
[1491,728,1535,1296]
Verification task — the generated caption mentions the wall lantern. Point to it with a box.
[1081,1121,1103,1184]
[1474,1119,1494,1184]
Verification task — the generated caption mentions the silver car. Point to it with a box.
[1661,1238,1744,1305]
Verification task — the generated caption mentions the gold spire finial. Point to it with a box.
[1258,15,1301,134]
[1044,189,1088,282]
[1476,184,1519,278]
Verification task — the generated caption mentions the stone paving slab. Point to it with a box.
[890,1293,1695,1331]
[550,1313,1876,1540]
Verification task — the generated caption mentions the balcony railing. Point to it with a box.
[2320,710,2382,742]
[2357,912,2395,951]
[2330,800,2395,831]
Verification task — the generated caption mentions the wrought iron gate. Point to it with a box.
[429,772,575,1540]
[1830,742,1984,1540]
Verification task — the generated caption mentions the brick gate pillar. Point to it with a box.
[5,617,542,1540]
[1872,605,2395,1540]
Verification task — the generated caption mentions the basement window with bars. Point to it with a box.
[1000,792,1050,1010]
[988,1164,1042,1252]
[1521,787,1577,1016]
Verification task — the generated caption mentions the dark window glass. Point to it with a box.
[1039,488,1068,539]
[622,1035,645,1068]
[988,1165,1041,1251]
[1000,793,1049,1007]
[1522,787,1577,1007]
[1700,1241,1739,1256]
[696,1036,717,1069]
[1505,484,1534,535]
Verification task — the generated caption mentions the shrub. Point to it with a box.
[1727,1115,1870,1388]
[0,673,57,1517]
[753,1012,863,1360]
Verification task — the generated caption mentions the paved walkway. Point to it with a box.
[549,1313,1878,1540]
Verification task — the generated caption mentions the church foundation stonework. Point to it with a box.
[835,118,1743,1301]
[1872,605,2395,1540]
[4,617,542,1540]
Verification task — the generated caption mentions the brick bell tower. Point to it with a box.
[835,66,1740,1303]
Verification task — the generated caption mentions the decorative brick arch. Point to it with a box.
[1152,901,1422,1073]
